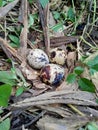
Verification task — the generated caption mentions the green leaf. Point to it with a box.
[78,78,95,93]
[2,1,7,6]
[51,22,64,32]
[91,64,98,71]
[28,14,34,28]
[89,68,97,75]
[96,99,98,104]
[53,11,60,20]
[0,0,2,7]
[0,71,17,85]
[78,128,85,130]
[9,43,19,48]
[16,87,24,96]
[11,68,27,87]
[86,55,98,67]
[86,122,98,130]
[74,66,84,75]
[0,84,12,107]
[0,118,10,130]
[39,0,49,8]
[67,7,75,22]
[66,73,77,83]
[28,0,33,4]
[8,35,20,47]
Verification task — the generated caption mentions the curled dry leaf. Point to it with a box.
[67,51,76,68]
[20,62,38,80]
[33,79,50,89]
[21,67,38,80]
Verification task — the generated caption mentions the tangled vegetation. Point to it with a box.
[0,0,98,130]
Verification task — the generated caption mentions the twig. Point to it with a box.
[0,37,22,63]
[68,104,85,116]
[50,36,79,47]
[18,0,28,60]
[37,0,50,55]
[89,0,96,34]
[80,36,96,49]
[10,110,46,130]
[0,112,12,122]
[0,0,19,19]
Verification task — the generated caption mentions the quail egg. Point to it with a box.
[27,49,49,69]
[49,48,66,65]
[40,64,65,85]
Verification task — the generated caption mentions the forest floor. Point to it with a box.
[0,0,98,130]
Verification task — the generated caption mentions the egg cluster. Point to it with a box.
[27,48,66,85]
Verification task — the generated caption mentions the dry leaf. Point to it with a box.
[21,66,38,80]
[18,0,28,60]
[20,62,38,80]
[37,115,93,130]
[81,67,91,80]
[56,81,78,91]
[67,51,76,68]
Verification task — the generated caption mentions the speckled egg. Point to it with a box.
[49,48,66,65]
[40,64,65,85]
[27,49,49,69]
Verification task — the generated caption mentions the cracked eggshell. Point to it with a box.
[27,49,49,69]
[49,48,66,65]
[40,64,65,85]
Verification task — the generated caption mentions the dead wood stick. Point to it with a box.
[0,0,19,19]
[11,91,98,108]
[18,0,28,60]
[37,0,50,55]
[50,36,80,47]
[0,37,22,63]
[37,36,80,48]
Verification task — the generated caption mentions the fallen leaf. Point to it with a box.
[37,115,94,130]
[56,81,78,91]
[67,51,76,69]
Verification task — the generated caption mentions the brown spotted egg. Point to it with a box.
[49,48,66,65]
[40,64,65,85]
[27,49,49,69]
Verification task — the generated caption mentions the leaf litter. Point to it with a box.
[0,0,98,130]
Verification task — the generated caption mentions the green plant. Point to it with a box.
[0,118,10,130]
[0,84,12,107]
[1,0,14,6]
[39,0,49,8]
[0,0,2,7]
[85,122,98,130]
[66,55,98,93]
[8,34,20,48]
[0,61,27,107]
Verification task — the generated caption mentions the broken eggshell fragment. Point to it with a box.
[49,48,66,65]
[27,49,49,69]
[40,64,65,85]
